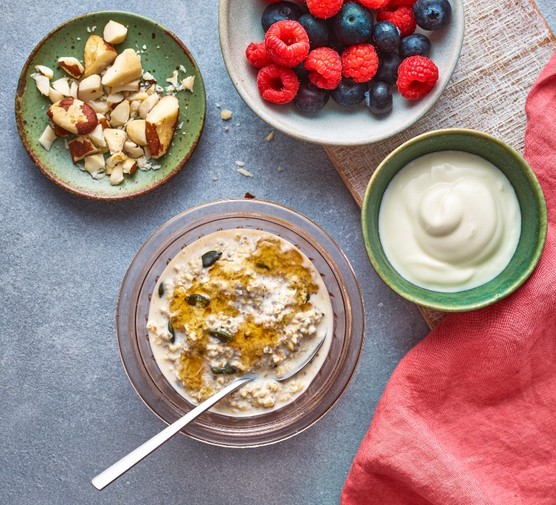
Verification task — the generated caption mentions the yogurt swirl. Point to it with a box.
[379,151,521,292]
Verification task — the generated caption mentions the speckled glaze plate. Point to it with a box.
[116,199,365,447]
[15,11,206,200]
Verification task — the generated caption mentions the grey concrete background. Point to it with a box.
[1,1,554,504]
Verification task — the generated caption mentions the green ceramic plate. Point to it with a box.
[15,11,206,200]
[361,129,548,312]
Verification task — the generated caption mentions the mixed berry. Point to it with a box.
[245,0,452,117]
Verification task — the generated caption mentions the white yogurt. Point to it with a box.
[378,151,521,292]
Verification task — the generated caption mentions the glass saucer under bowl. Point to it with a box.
[116,198,365,447]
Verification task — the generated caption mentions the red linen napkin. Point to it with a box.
[341,53,556,505]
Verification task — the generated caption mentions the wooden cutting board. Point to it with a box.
[325,0,556,328]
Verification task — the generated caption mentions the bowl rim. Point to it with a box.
[217,0,465,146]
[14,10,206,201]
[361,127,548,312]
[116,198,366,447]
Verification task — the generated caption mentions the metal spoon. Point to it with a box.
[92,337,325,490]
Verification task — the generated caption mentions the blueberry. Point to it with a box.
[332,2,374,46]
[375,52,402,84]
[327,30,346,54]
[400,34,432,58]
[331,79,368,107]
[294,81,330,113]
[261,1,303,32]
[293,63,309,82]
[413,0,451,31]
[372,22,400,53]
[298,13,329,49]
[365,81,393,115]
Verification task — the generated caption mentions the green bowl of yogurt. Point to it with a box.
[361,128,547,312]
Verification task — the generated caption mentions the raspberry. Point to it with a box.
[396,55,438,100]
[357,0,390,8]
[304,47,342,90]
[306,0,344,19]
[265,20,310,68]
[257,64,300,104]
[245,41,271,69]
[377,6,416,37]
[389,0,416,6]
[341,44,378,83]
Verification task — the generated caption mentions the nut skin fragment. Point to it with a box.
[68,136,99,163]
[83,35,117,78]
[47,97,98,135]
[57,57,84,79]
[48,121,72,138]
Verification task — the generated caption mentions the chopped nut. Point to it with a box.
[181,76,195,92]
[109,80,140,94]
[101,48,142,87]
[220,109,233,121]
[88,100,110,114]
[38,125,57,151]
[109,164,124,185]
[83,153,105,174]
[138,93,160,119]
[122,157,138,174]
[103,128,127,153]
[33,74,51,96]
[88,124,107,148]
[77,74,103,102]
[166,69,179,87]
[237,168,253,178]
[83,35,117,77]
[51,77,71,97]
[123,140,144,158]
[48,87,64,104]
[103,20,128,45]
[58,56,84,79]
[47,97,98,135]
[126,119,147,146]
[109,100,130,127]
[106,92,125,105]
[34,65,54,79]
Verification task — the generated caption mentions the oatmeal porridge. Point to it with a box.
[147,229,333,416]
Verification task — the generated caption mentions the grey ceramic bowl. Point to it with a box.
[361,128,547,312]
[218,0,464,146]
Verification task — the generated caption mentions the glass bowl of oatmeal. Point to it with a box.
[117,198,364,447]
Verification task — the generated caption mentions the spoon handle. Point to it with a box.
[92,376,254,490]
